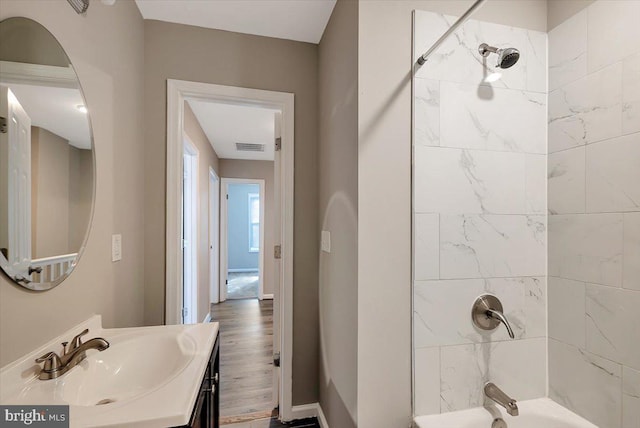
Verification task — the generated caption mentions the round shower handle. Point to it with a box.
[471,294,515,339]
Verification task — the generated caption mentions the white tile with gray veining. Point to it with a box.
[414,213,439,281]
[586,134,640,213]
[587,0,640,74]
[624,213,640,291]
[524,29,547,94]
[622,54,640,135]
[525,154,547,215]
[440,81,546,154]
[548,9,587,92]
[440,338,546,412]
[586,284,640,371]
[414,78,440,146]
[548,62,622,153]
[548,214,623,286]
[414,12,546,93]
[548,146,585,215]
[414,277,545,348]
[415,146,527,214]
[549,338,622,428]
[548,276,586,349]
[623,366,640,428]
[414,347,440,416]
[440,215,546,279]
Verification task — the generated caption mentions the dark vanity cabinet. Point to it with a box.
[177,336,220,428]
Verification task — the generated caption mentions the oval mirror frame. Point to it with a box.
[0,17,97,291]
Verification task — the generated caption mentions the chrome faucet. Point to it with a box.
[35,329,109,380]
[484,382,519,416]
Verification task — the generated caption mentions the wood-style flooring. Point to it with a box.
[223,417,320,428]
[211,299,274,420]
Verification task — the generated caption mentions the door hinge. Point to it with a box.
[226,194,229,200]
[225,279,228,285]
[275,137,282,151]
[182,238,187,249]
[182,307,188,319]
[273,352,281,367]
[274,245,281,259]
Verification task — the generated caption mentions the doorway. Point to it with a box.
[209,167,220,306]
[220,179,265,301]
[165,79,294,421]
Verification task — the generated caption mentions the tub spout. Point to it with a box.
[485,382,519,417]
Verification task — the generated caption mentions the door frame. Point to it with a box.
[165,79,295,419]
[209,167,220,306]
[219,178,265,302]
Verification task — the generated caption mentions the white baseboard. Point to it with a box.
[317,403,329,428]
[289,403,329,428]
[228,268,259,273]
[260,293,274,300]
[202,313,211,323]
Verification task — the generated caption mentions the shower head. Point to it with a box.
[478,43,520,69]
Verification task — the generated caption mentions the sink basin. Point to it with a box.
[10,330,196,407]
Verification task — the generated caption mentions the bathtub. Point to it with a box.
[414,398,598,428]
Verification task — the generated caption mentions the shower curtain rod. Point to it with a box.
[416,0,486,66]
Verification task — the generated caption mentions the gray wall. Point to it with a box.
[143,22,319,404]
[183,101,220,322]
[357,1,547,426]
[0,0,145,367]
[31,127,70,259]
[219,159,275,296]
[317,0,358,427]
[547,2,640,427]
[227,183,259,271]
[547,0,594,30]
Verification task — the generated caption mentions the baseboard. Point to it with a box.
[202,313,211,323]
[228,268,259,273]
[289,403,329,428]
[316,403,329,428]
[261,293,274,300]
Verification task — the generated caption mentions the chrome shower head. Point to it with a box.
[478,43,520,69]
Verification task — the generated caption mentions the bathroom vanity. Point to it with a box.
[0,316,220,428]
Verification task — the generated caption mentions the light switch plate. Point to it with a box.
[112,234,122,262]
[321,230,331,253]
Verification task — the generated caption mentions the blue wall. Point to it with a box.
[227,183,259,271]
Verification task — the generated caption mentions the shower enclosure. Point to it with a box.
[411,1,640,427]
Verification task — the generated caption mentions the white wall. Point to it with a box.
[0,0,145,367]
[547,2,640,427]
[412,10,548,415]
[357,1,547,426]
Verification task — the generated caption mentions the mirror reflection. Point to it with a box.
[0,18,94,291]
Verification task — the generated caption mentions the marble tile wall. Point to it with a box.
[412,11,548,415]
[547,2,640,428]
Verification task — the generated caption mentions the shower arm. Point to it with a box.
[416,0,487,66]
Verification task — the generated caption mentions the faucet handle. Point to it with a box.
[69,328,89,351]
[35,352,62,372]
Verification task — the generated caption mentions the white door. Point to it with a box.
[3,87,32,281]
[209,167,220,305]
[182,137,198,324]
[272,112,282,408]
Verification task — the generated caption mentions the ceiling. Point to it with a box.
[135,0,336,44]
[8,83,91,150]
[187,99,278,161]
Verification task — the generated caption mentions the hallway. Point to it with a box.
[211,299,274,423]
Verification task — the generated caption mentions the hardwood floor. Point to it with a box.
[211,299,274,420]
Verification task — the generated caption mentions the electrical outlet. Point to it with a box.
[321,230,331,253]
[112,234,122,262]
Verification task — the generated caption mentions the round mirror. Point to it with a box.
[0,18,95,291]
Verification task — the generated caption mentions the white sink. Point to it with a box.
[0,316,219,427]
[60,331,196,406]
